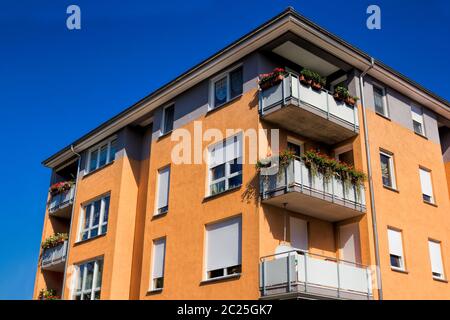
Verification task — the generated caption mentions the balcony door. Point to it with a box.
[289,217,308,251]
[338,223,361,264]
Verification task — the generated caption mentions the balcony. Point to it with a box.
[259,73,359,145]
[48,186,75,218]
[260,158,366,222]
[260,250,373,300]
[41,241,68,272]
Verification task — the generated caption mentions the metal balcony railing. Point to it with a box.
[259,72,359,131]
[260,250,372,300]
[48,186,75,214]
[41,241,68,270]
[260,157,366,213]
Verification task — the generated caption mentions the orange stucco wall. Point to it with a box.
[364,109,450,299]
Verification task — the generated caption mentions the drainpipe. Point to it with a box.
[61,145,81,299]
[359,57,383,300]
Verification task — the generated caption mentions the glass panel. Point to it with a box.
[84,205,91,229]
[76,265,84,291]
[83,292,92,300]
[380,154,392,187]
[390,254,402,268]
[94,291,101,300]
[92,200,101,227]
[208,268,224,279]
[228,174,242,189]
[287,142,301,157]
[230,67,243,99]
[163,105,174,133]
[109,139,117,162]
[211,164,225,181]
[99,144,108,167]
[210,180,226,195]
[82,231,88,241]
[413,120,423,135]
[373,86,385,115]
[102,197,110,226]
[85,262,95,290]
[229,158,242,175]
[214,77,228,107]
[95,260,103,288]
[89,149,98,172]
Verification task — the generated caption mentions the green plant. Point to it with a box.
[39,288,59,300]
[334,85,350,99]
[258,68,286,89]
[301,150,366,198]
[301,69,326,87]
[41,233,68,249]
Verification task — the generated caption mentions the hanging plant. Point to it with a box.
[41,233,68,250]
[49,181,74,195]
[39,288,59,300]
[258,68,287,90]
[301,150,366,198]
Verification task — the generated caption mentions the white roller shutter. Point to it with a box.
[419,169,433,200]
[388,229,403,257]
[428,240,444,277]
[157,167,170,210]
[206,217,242,271]
[152,238,166,279]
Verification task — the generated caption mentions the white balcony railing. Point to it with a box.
[260,158,366,213]
[260,250,372,300]
[259,73,359,130]
[41,241,68,270]
[48,186,75,214]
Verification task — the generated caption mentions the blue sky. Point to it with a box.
[0,0,449,299]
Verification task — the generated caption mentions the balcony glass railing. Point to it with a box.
[260,157,366,212]
[260,250,372,300]
[48,186,75,214]
[259,72,359,130]
[41,241,68,270]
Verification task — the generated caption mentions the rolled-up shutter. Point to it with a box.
[152,238,166,279]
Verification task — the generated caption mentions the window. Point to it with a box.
[380,151,396,189]
[162,104,174,135]
[73,259,103,300]
[287,141,302,157]
[88,138,117,173]
[373,85,388,116]
[388,228,405,270]
[419,168,434,203]
[155,166,170,215]
[428,240,445,280]
[208,134,242,196]
[151,238,166,290]
[210,66,243,109]
[79,195,110,241]
[411,105,425,136]
[205,216,242,280]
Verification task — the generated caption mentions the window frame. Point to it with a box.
[86,137,117,173]
[387,227,406,271]
[428,239,445,280]
[161,104,175,135]
[72,259,103,300]
[209,64,243,110]
[150,237,166,291]
[154,165,171,216]
[373,83,389,117]
[380,150,397,190]
[419,166,435,204]
[207,133,243,197]
[411,104,426,136]
[78,194,110,242]
[204,215,242,281]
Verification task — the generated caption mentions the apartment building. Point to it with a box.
[33,8,450,300]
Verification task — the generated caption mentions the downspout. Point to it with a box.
[359,57,383,300]
[61,145,81,299]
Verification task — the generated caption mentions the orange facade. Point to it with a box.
[33,9,450,300]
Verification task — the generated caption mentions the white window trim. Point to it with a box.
[373,83,389,117]
[380,150,397,189]
[160,103,175,136]
[411,104,426,136]
[388,228,405,271]
[77,194,110,242]
[154,165,170,216]
[86,136,117,173]
[150,237,166,291]
[207,133,243,197]
[208,64,243,110]
[203,216,242,281]
[72,259,103,300]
